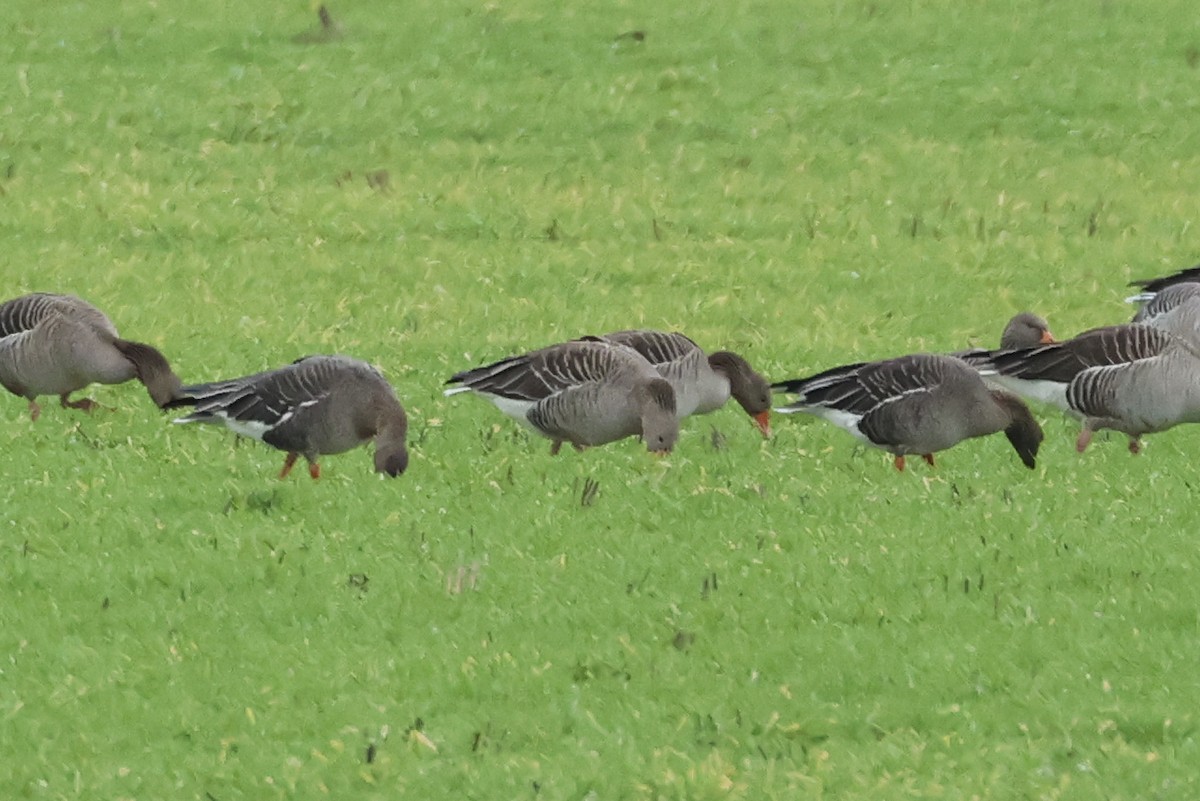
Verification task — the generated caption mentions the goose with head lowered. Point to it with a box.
[966,294,1200,454]
[772,353,1043,471]
[445,339,679,455]
[0,292,182,420]
[585,330,772,437]
[166,355,409,479]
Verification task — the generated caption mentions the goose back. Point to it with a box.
[774,354,1042,468]
[172,355,408,476]
[446,340,679,452]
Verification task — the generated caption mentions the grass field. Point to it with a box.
[4,0,1200,798]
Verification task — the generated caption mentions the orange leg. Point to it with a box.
[308,461,321,480]
[280,452,300,479]
[922,453,936,467]
[893,455,907,472]
[1075,428,1094,453]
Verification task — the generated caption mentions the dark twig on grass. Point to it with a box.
[292,4,343,44]
[581,477,600,507]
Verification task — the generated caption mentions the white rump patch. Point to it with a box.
[988,375,1071,412]
[774,405,869,443]
[488,395,537,425]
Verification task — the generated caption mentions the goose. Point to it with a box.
[952,311,1056,361]
[998,312,1057,348]
[586,330,771,436]
[166,355,409,479]
[771,353,1043,471]
[445,339,679,454]
[0,292,182,420]
[969,297,1200,453]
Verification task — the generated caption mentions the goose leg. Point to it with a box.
[550,440,564,456]
[893,455,907,472]
[308,461,321,480]
[1128,438,1142,455]
[28,400,41,422]
[922,454,936,468]
[280,451,300,479]
[1075,428,1094,453]
[60,393,99,413]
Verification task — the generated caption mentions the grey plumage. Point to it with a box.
[969,297,1200,453]
[168,355,408,478]
[1131,283,1200,333]
[772,353,1043,470]
[445,340,679,454]
[0,292,181,420]
[1127,263,1200,298]
[587,330,772,436]
[998,312,1056,349]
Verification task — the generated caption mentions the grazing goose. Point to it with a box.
[771,353,1043,471]
[587,330,771,436]
[445,339,679,454]
[0,292,181,420]
[970,298,1200,453]
[166,355,408,479]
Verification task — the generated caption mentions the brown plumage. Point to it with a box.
[167,355,408,479]
[772,353,1043,471]
[0,292,181,420]
[587,330,772,436]
[445,340,679,454]
[969,296,1200,453]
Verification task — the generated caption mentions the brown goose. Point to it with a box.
[771,353,1043,471]
[970,297,1200,453]
[166,355,408,479]
[445,340,678,454]
[0,292,181,420]
[587,330,771,436]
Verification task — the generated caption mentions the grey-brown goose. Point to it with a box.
[970,297,1200,453]
[587,330,771,436]
[771,353,1043,471]
[0,292,181,420]
[952,311,1056,361]
[998,312,1057,348]
[166,355,408,479]
[445,340,679,454]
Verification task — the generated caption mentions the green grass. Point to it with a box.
[3,0,1200,797]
